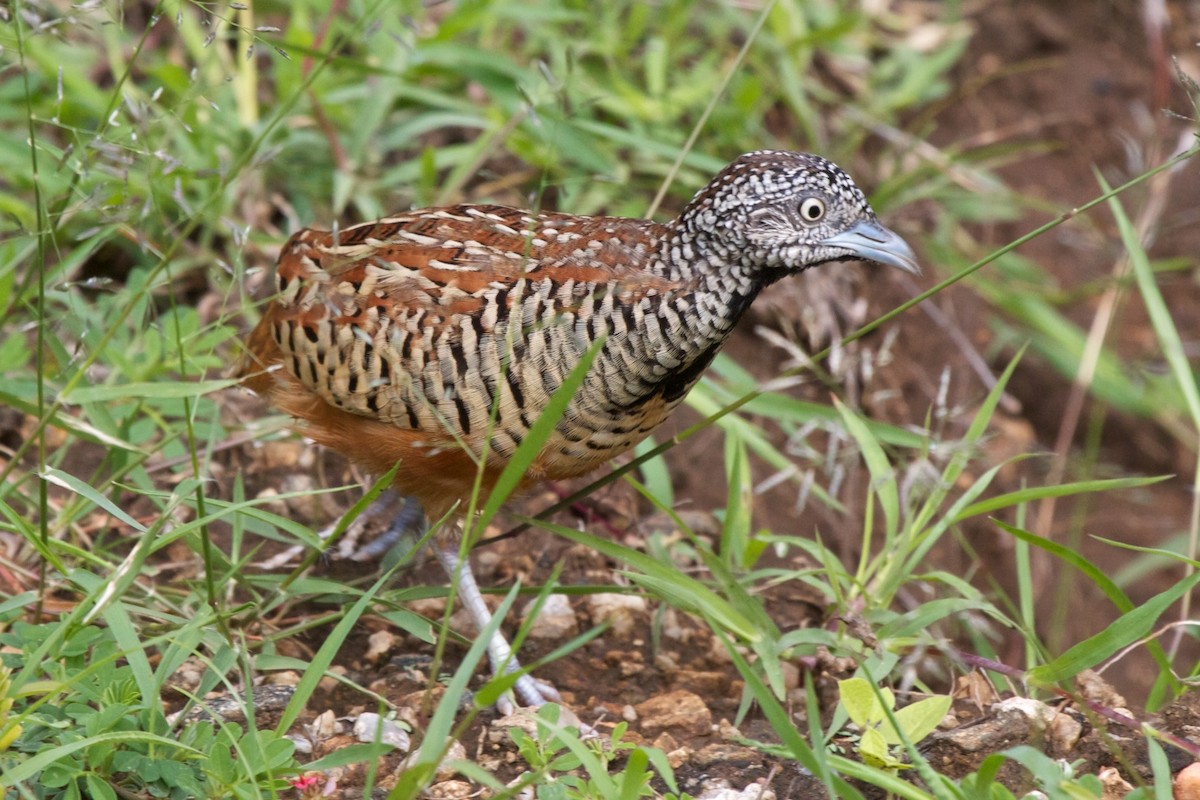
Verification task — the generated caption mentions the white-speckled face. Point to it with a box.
[679,150,913,273]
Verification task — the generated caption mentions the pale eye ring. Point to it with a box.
[798,197,826,223]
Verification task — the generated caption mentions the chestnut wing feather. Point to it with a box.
[241,205,678,444]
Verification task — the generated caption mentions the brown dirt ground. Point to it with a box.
[198,1,1200,797]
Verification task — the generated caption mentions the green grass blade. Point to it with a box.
[61,378,238,404]
[388,585,519,799]
[953,476,1169,522]
[835,396,899,541]
[1102,175,1200,424]
[1092,536,1200,565]
[1103,170,1200,633]
[720,431,754,569]
[992,519,1133,610]
[1028,570,1200,685]
[40,466,146,533]
[994,520,1183,695]
[274,560,407,736]
[716,630,828,781]
[526,517,761,642]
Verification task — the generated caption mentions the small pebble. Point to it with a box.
[366,630,398,664]
[1098,766,1132,800]
[636,690,712,738]
[521,593,578,639]
[353,712,411,751]
[693,779,776,800]
[424,780,474,800]
[1046,710,1082,755]
[286,734,313,755]
[587,593,647,637]
[306,709,339,742]
[1175,762,1200,800]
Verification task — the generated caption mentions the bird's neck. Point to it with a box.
[650,222,768,326]
[601,226,768,398]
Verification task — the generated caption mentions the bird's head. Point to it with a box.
[679,150,919,277]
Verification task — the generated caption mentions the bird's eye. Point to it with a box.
[798,197,826,223]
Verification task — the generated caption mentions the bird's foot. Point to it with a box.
[493,673,594,738]
[330,490,425,561]
[256,489,424,569]
[495,672,564,716]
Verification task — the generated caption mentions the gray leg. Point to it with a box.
[435,544,562,710]
[259,489,425,569]
[341,492,425,561]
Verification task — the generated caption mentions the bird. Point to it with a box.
[237,150,918,710]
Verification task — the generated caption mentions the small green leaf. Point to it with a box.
[858,727,903,770]
[883,695,952,746]
[84,775,117,800]
[838,677,872,727]
[838,678,881,728]
[617,746,650,800]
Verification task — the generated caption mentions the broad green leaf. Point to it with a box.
[84,775,117,800]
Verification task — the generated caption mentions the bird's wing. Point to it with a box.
[274,205,675,329]
[238,205,677,418]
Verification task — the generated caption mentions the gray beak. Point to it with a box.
[820,219,920,275]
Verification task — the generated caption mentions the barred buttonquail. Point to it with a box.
[239,150,918,708]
